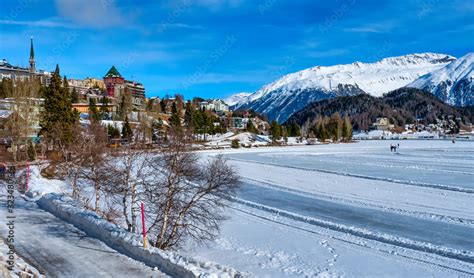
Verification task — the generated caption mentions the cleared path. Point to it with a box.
[0,190,165,278]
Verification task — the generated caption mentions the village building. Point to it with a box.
[103,66,145,108]
[72,102,115,114]
[0,38,51,86]
[372,117,394,131]
[199,99,229,113]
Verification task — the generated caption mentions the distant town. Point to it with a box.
[1,38,472,162]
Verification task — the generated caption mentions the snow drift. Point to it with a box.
[37,193,242,278]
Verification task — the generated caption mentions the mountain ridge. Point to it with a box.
[407,52,474,106]
[285,88,474,132]
[231,52,468,123]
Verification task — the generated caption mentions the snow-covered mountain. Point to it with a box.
[407,53,473,107]
[233,53,456,123]
[224,92,252,106]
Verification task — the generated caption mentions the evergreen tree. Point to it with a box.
[170,102,181,128]
[231,139,240,149]
[342,116,353,142]
[184,101,194,131]
[70,87,79,103]
[39,65,78,146]
[99,96,110,120]
[287,123,301,137]
[117,90,132,120]
[107,124,121,138]
[246,120,258,134]
[89,98,100,122]
[63,76,69,91]
[270,120,281,141]
[327,112,342,141]
[122,115,133,140]
[160,99,166,114]
[193,108,205,134]
[318,122,329,142]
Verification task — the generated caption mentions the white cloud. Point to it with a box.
[0,18,74,28]
[54,0,125,28]
[305,48,349,58]
[194,0,243,8]
[164,0,244,11]
[157,22,204,31]
[343,27,382,33]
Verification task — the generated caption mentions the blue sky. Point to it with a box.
[1,0,473,99]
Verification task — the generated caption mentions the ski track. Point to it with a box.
[225,194,474,265]
[225,205,474,276]
[278,155,474,176]
[240,177,474,227]
[227,157,474,194]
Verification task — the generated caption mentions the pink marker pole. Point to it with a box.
[141,202,147,249]
[25,160,30,193]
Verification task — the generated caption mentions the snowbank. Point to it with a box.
[37,193,242,278]
[24,166,67,199]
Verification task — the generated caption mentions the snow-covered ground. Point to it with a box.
[188,140,474,277]
[2,140,473,277]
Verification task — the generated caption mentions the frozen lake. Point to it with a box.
[189,140,474,277]
[228,140,474,192]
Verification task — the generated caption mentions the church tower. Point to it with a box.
[29,37,36,74]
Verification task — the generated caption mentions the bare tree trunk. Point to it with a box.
[130,182,137,233]
[156,185,173,247]
[122,193,131,231]
[71,168,79,199]
[95,178,101,213]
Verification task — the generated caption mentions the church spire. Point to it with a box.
[29,36,36,73]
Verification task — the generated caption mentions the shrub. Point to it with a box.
[231,139,240,149]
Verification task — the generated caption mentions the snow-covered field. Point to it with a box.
[188,140,474,277]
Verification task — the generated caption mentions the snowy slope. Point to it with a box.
[234,53,455,122]
[225,92,252,106]
[408,53,474,106]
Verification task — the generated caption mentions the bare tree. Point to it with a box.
[46,122,112,211]
[51,122,93,200]
[109,147,150,232]
[4,78,41,162]
[77,123,112,213]
[143,130,240,250]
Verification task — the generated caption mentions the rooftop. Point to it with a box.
[104,66,122,78]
